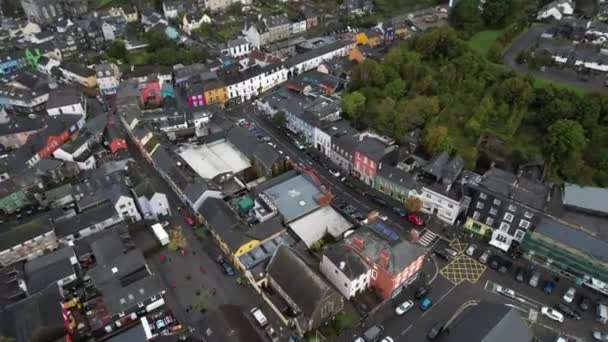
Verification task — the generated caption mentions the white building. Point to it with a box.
[133,182,171,221]
[220,38,251,58]
[181,12,212,35]
[537,0,574,21]
[320,244,371,299]
[46,87,87,117]
[109,185,143,222]
[290,20,307,35]
[95,63,121,95]
[285,40,355,76]
[224,64,287,103]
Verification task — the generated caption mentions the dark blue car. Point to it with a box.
[543,281,555,294]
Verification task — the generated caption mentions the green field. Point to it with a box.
[468,30,504,55]
[533,77,587,95]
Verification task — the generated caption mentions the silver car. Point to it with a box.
[529,271,540,287]
[479,251,490,264]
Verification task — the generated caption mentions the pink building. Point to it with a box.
[353,137,390,186]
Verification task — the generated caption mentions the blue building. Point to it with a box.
[0,51,26,75]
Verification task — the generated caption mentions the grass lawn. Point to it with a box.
[532,77,587,95]
[127,51,152,66]
[468,30,504,56]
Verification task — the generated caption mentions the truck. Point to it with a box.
[151,223,169,246]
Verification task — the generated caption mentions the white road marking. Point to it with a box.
[400,324,413,335]
[427,255,440,285]
[421,284,458,317]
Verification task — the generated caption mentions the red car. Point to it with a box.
[184,216,195,226]
[407,214,425,226]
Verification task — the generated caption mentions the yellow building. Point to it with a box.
[355,29,383,47]
[201,198,286,268]
[203,80,228,106]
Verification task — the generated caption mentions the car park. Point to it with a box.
[415,286,429,299]
[465,244,476,257]
[427,322,443,340]
[541,307,564,323]
[563,287,576,303]
[407,213,425,226]
[554,303,581,320]
[495,285,516,299]
[529,271,540,287]
[420,297,433,311]
[395,300,414,315]
[544,281,556,294]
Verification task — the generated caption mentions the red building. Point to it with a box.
[139,80,163,108]
[106,122,127,154]
[186,83,205,108]
[345,220,427,299]
[353,137,390,186]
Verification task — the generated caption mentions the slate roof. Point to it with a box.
[266,245,339,318]
[200,198,248,251]
[253,143,280,170]
[444,302,532,342]
[376,163,418,190]
[24,247,76,293]
[204,305,264,342]
[54,202,119,238]
[62,63,95,77]
[0,214,54,251]
[285,40,352,68]
[324,243,368,280]
[478,168,549,211]
[534,217,608,263]
[0,285,64,342]
[356,137,388,161]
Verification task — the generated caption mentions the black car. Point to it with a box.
[433,250,449,261]
[579,296,590,311]
[554,303,581,320]
[427,322,443,340]
[415,286,429,299]
[515,267,525,282]
[489,256,502,270]
[371,196,387,206]
[392,207,407,217]
[498,260,512,274]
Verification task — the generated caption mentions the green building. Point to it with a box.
[0,191,30,215]
[520,217,608,282]
[374,163,417,203]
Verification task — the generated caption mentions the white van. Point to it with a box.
[250,307,268,327]
[597,303,608,325]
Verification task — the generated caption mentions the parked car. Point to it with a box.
[392,207,407,217]
[444,248,458,258]
[362,325,383,342]
[541,307,564,323]
[407,213,425,226]
[465,244,476,257]
[377,213,388,221]
[498,260,512,274]
[489,256,501,270]
[395,300,414,315]
[496,285,516,299]
[250,307,268,327]
[515,267,526,283]
[380,337,394,342]
[415,286,429,299]
[479,250,490,264]
[420,297,433,311]
[580,296,591,311]
[427,322,443,340]
[329,169,341,178]
[544,281,556,294]
[265,325,279,342]
[593,331,608,341]
[371,196,387,206]
[221,262,235,276]
[554,303,581,320]
[529,271,541,287]
[184,215,195,226]
[433,250,449,261]
[563,287,576,303]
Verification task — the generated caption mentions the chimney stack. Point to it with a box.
[379,250,390,269]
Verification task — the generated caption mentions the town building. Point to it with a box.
[221,38,251,58]
[519,217,608,282]
[181,11,211,35]
[463,168,549,252]
[320,243,371,299]
[537,0,574,21]
[561,183,608,217]
[0,214,58,267]
[353,133,395,186]
[20,0,88,25]
[265,245,344,336]
[345,222,427,299]
[46,86,87,116]
[95,63,121,95]
[244,15,291,48]
[132,180,171,221]
[58,63,97,88]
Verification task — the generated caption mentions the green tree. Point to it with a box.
[168,226,187,252]
[394,96,440,137]
[351,59,385,88]
[107,39,127,61]
[144,27,172,52]
[383,78,406,99]
[342,91,366,122]
[272,111,287,128]
[424,126,454,155]
[482,0,514,28]
[544,119,587,167]
[405,196,423,212]
[450,0,482,33]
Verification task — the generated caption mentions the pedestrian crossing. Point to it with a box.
[419,230,439,247]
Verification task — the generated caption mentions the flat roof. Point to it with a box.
[262,174,323,222]
[178,141,251,180]
[563,183,608,215]
[288,206,353,247]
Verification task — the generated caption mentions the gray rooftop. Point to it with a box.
[24,247,76,293]
[562,183,608,216]
[262,174,324,222]
[444,302,532,342]
[324,243,368,280]
[534,217,608,263]
[478,168,549,210]
[54,202,119,238]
